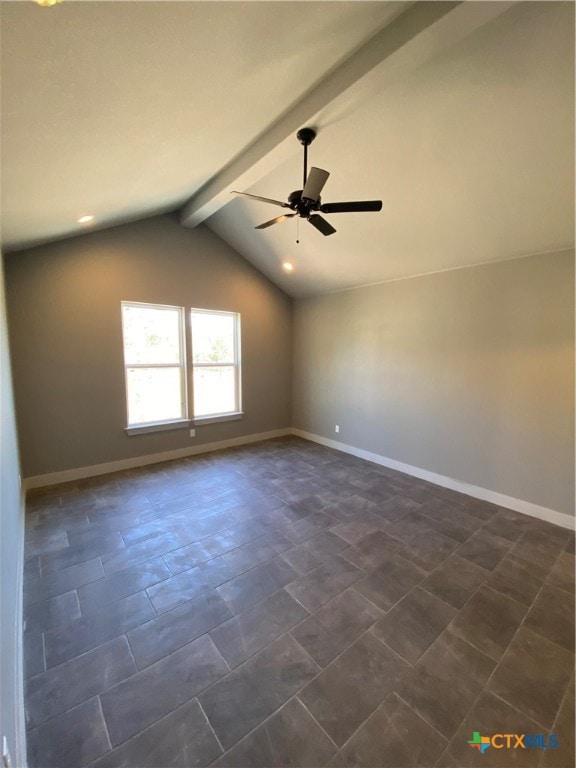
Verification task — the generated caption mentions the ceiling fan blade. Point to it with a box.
[232,191,288,208]
[255,214,296,230]
[308,214,336,236]
[302,167,330,201]
[320,200,383,213]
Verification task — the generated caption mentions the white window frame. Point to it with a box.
[190,308,242,424]
[121,301,189,434]
[121,302,243,434]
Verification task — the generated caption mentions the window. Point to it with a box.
[121,302,187,427]
[121,302,241,432]
[191,309,241,419]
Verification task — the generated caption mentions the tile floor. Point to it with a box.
[23,436,575,768]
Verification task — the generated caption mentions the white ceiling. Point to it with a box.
[1,1,574,299]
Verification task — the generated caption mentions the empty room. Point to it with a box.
[0,2,574,767]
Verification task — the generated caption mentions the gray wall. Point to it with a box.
[293,250,575,517]
[5,215,292,478]
[0,254,26,766]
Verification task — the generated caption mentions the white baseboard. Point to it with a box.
[23,425,574,532]
[15,488,27,768]
[291,428,575,531]
[23,428,292,490]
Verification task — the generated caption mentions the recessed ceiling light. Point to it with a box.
[282,262,294,272]
[77,215,94,224]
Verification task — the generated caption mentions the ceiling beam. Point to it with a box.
[180,0,514,229]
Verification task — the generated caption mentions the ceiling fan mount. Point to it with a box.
[231,127,382,237]
[296,127,317,147]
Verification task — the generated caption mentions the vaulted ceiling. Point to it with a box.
[1,1,574,298]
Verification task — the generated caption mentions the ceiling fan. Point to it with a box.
[232,127,382,236]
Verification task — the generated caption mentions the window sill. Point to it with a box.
[125,412,244,435]
[193,412,244,426]
[125,419,190,436]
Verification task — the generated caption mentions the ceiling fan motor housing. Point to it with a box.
[288,189,321,217]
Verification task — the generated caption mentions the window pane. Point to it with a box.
[191,312,235,364]
[123,305,181,365]
[193,366,236,417]
[126,367,183,425]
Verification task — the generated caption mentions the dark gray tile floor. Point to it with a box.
[23,436,575,768]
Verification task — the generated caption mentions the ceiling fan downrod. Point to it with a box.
[296,127,317,188]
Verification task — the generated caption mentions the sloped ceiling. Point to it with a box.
[0,0,403,249]
[1,1,574,300]
[204,1,575,296]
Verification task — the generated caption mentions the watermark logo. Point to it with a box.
[468,733,491,754]
[468,732,558,754]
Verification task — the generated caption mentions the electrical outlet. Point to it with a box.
[189,429,196,438]
[335,425,340,434]
[3,736,11,768]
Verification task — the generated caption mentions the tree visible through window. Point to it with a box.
[121,302,241,428]
[191,309,241,418]
[121,302,186,426]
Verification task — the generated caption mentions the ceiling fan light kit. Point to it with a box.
[232,127,382,236]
